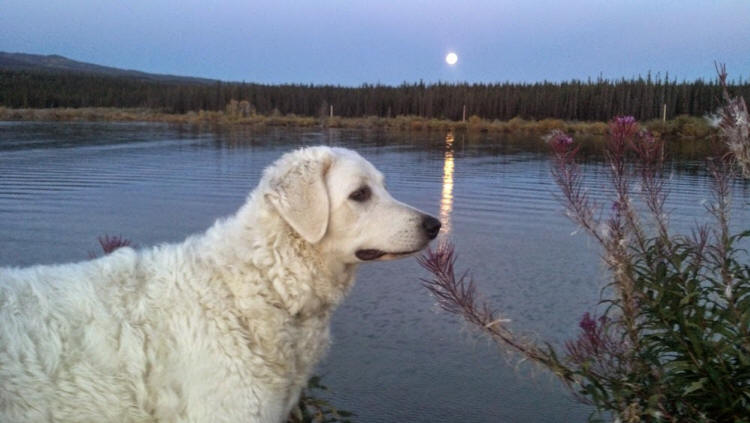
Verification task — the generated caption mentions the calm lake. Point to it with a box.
[1,122,749,422]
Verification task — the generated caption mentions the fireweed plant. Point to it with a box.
[419,76,750,421]
[716,64,750,179]
[88,234,132,258]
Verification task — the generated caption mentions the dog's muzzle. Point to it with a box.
[355,214,441,261]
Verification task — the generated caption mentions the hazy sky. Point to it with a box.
[2,0,748,85]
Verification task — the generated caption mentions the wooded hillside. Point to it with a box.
[2,69,748,121]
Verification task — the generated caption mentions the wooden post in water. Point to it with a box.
[662,104,667,122]
[462,104,466,122]
[330,105,333,118]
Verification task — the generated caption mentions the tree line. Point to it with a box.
[1,69,748,121]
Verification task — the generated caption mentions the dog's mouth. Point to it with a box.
[355,248,422,261]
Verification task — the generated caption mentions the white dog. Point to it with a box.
[0,146,441,423]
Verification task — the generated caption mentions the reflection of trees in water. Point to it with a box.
[207,126,263,149]
[190,126,726,179]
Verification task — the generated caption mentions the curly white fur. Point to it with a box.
[0,146,438,423]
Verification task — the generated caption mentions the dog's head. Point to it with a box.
[263,146,440,264]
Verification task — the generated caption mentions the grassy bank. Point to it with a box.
[0,106,716,139]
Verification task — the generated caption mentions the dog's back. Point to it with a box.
[0,249,155,422]
[0,240,297,423]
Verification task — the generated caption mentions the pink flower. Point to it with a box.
[638,130,655,144]
[579,312,597,333]
[565,312,623,367]
[546,130,577,157]
[610,115,639,140]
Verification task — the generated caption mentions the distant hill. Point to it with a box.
[0,52,216,84]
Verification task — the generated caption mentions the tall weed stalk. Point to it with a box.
[419,69,750,422]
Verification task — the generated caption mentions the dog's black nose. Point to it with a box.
[421,215,442,239]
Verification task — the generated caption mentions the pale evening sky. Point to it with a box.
[1,0,748,85]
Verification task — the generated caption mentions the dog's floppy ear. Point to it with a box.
[265,153,332,244]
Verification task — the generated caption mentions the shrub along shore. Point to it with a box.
[0,106,716,139]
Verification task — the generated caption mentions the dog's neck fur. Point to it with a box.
[197,190,358,319]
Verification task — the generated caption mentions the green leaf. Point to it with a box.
[683,378,707,395]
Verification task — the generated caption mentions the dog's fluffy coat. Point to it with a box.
[0,146,437,422]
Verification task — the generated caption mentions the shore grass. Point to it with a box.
[0,106,716,139]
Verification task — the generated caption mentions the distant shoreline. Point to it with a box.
[0,106,716,139]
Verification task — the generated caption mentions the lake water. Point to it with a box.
[1,122,749,422]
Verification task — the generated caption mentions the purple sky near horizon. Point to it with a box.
[1,0,748,86]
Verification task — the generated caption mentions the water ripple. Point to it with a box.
[1,122,748,423]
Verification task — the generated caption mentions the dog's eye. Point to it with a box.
[349,186,371,202]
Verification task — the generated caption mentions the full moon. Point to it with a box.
[445,52,458,65]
